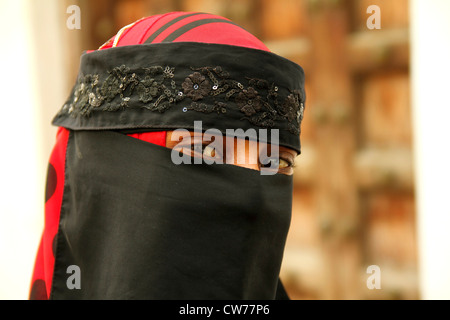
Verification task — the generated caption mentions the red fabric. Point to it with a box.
[98,12,269,51]
[111,14,168,46]
[148,13,229,44]
[173,22,267,49]
[98,35,116,50]
[127,131,167,147]
[29,127,70,299]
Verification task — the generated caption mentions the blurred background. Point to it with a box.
[0,0,449,300]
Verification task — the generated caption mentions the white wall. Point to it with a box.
[411,0,450,300]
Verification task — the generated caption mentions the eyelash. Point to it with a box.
[260,157,295,169]
[283,158,296,168]
[189,143,295,170]
[287,158,296,168]
[190,143,218,157]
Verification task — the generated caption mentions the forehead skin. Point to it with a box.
[165,130,298,175]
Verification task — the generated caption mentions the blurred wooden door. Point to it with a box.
[78,0,417,300]
[258,0,416,299]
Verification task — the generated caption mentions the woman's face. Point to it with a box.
[166,130,298,175]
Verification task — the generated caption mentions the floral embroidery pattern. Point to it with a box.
[137,76,160,103]
[182,72,211,101]
[235,87,263,116]
[60,65,305,134]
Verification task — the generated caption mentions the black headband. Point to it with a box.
[52,42,306,153]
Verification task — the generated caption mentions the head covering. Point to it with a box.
[30,12,306,300]
[53,11,305,153]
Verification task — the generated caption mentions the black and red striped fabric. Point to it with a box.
[98,12,269,51]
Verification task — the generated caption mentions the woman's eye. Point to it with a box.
[260,157,292,169]
[278,159,290,169]
[260,157,280,168]
[191,144,216,158]
[203,145,216,158]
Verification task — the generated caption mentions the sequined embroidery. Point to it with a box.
[60,65,305,134]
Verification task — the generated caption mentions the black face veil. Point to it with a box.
[50,130,293,299]
[41,39,305,299]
